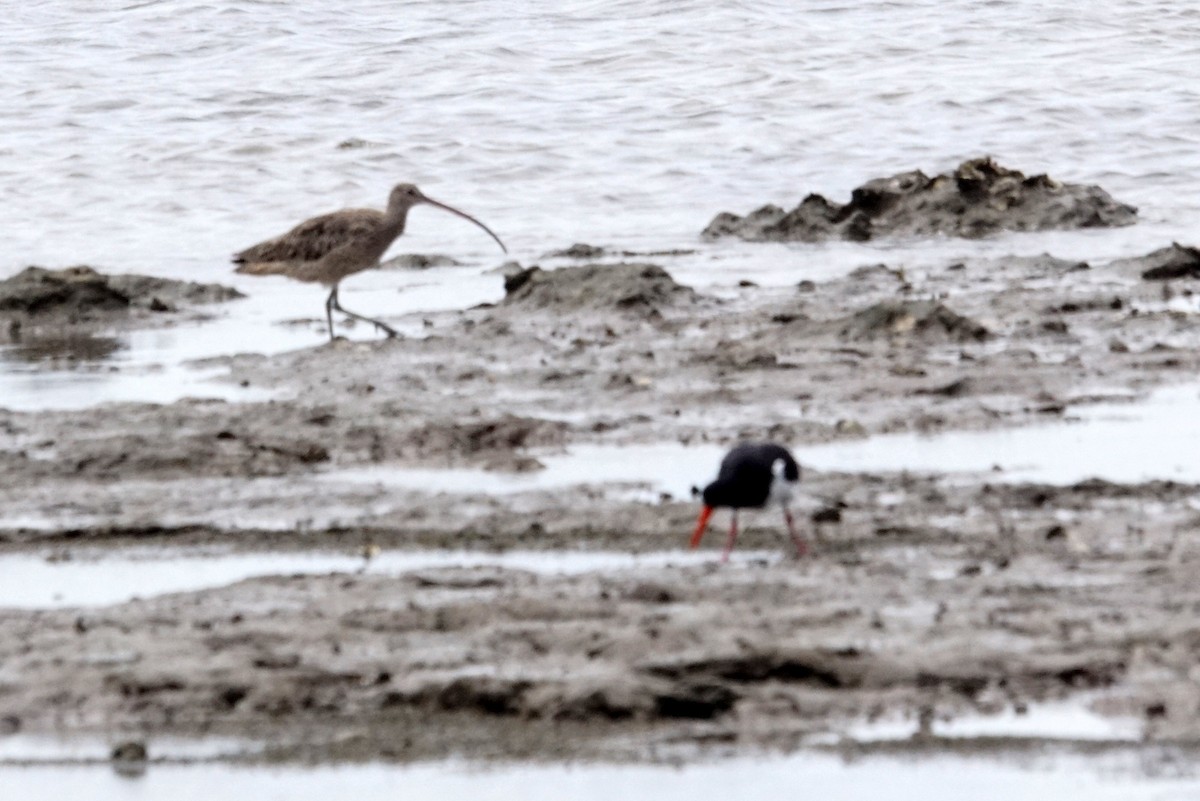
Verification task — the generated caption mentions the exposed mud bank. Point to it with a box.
[6,241,1200,524]
[2,513,1198,762]
[0,403,568,483]
[3,239,1200,763]
[703,158,1137,242]
[0,266,244,364]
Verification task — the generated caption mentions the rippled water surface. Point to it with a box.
[5,0,1200,400]
[5,0,1200,283]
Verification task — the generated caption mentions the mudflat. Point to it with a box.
[3,171,1200,766]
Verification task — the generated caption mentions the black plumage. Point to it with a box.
[700,442,800,509]
[691,442,806,561]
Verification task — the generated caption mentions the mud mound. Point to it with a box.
[545,244,698,260]
[1110,242,1200,280]
[703,157,1137,242]
[545,243,607,259]
[401,415,569,460]
[502,263,697,312]
[838,300,990,343]
[0,266,242,320]
[0,267,129,316]
[2,333,122,364]
[379,254,463,270]
[106,273,243,307]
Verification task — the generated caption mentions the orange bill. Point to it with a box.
[690,505,715,549]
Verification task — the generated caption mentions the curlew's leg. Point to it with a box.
[325,288,337,341]
[784,507,807,558]
[330,286,399,339]
[721,511,739,563]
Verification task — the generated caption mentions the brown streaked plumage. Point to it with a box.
[233,183,506,340]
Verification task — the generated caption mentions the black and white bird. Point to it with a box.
[690,442,806,562]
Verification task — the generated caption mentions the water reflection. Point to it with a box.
[0,266,502,410]
[1,748,1197,801]
[1,331,123,365]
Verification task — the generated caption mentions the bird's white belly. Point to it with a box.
[766,477,797,508]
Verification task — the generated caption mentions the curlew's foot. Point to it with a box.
[330,298,399,340]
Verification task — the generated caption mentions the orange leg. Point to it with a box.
[784,508,807,557]
[721,511,739,563]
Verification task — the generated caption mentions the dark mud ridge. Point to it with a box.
[1111,242,1200,281]
[0,265,242,322]
[545,243,607,259]
[542,243,698,260]
[703,157,1137,242]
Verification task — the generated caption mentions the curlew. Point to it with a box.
[690,442,806,562]
[233,183,506,340]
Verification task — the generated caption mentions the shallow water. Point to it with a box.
[0,548,775,609]
[6,0,1199,276]
[0,266,498,409]
[5,1,1200,406]
[327,441,731,501]
[0,735,257,764]
[0,700,1135,765]
[804,383,1200,484]
[845,700,1143,744]
[323,384,1200,494]
[2,750,1198,801]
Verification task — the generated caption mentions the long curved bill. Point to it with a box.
[423,196,508,254]
[690,505,715,549]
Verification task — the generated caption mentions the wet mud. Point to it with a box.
[703,158,1138,242]
[831,299,991,344]
[2,510,1199,763]
[3,236,1200,764]
[0,266,244,357]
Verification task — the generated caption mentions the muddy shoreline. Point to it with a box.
[4,226,1200,765]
